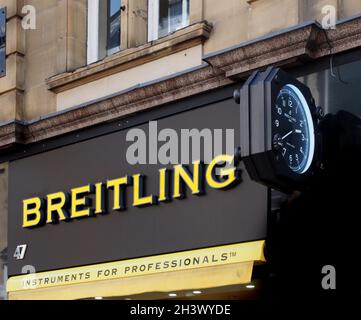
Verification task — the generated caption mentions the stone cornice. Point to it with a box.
[1,17,361,150]
[203,23,329,80]
[0,120,24,150]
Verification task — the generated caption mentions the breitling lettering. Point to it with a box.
[22,154,241,229]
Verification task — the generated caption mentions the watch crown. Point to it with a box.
[233,89,241,104]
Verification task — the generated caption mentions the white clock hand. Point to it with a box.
[282,130,293,140]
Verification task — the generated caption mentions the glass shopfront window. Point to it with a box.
[0,165,7,300]
[298,56,361,118]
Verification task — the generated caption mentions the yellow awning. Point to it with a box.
[7,240,266,300]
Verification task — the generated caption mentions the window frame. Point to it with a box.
[87,0,121,65]
[87,0,100,64]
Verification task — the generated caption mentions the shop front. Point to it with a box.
[4,40,361,300]
[0,5,360,302]
[5,88,269,300]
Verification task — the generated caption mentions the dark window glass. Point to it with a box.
[298,59,361,118]
[0,8,6,78]
[107,0,121,53]
[159,0,189,38]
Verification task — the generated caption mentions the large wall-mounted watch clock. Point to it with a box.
[234,67,322,193]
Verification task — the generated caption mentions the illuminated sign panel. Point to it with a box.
[7,241,265,292]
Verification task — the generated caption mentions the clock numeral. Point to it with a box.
[295,154,300,164]
[282,148,287,157]
[275,119,279,127]
[300,120,304,128]
[289,155,293,163]
[288,99,293,108]
[277,108,282,115]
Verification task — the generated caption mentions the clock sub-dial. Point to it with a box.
[273,84,315,174]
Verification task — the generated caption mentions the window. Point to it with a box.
[87,0,121,64]
[0,7,6,77]
[148,0,190,42]
[107,0,121,55]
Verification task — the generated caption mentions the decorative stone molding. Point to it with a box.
[0,120,24,149]
[203,23,329,80]
[23,65,232,144]
[1,17,361,150]
[320,16,361,56]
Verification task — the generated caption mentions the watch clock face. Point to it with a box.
[273,84,315,174]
